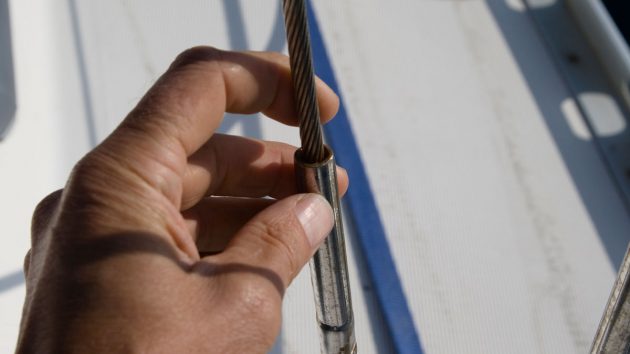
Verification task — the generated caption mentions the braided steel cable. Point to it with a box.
[282,0,325,163]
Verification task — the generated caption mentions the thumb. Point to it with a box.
[219,193,333,294]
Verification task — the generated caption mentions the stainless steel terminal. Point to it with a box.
[295,147,356,354]
[281,0,357,352]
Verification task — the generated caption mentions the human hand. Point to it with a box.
[16,47,348,354]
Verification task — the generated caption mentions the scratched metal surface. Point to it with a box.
[1,0,629,353]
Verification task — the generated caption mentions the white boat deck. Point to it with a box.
[2,1,630,353]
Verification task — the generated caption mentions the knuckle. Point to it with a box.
[65,153,116,198]
[171,46,222,69]
[33,189,63,217]
[68,152,106,185]
[23,249,31,276]
[31,189,63,237]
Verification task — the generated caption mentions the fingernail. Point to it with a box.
[294,194,334,247]
[336,165,347,178]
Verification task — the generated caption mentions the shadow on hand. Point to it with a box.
[58,232,285,297]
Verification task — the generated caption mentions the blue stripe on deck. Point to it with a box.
[306,2,425,353]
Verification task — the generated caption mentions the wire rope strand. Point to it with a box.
[282,0,325,163]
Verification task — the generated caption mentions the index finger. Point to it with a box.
[111,47,339,158]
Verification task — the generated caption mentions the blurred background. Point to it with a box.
[1,0,630,353]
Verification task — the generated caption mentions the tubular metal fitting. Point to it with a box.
[295,145,357,354]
